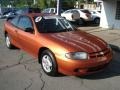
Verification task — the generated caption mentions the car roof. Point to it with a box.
[19,13,62,19]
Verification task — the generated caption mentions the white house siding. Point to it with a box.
[100,0,120,29]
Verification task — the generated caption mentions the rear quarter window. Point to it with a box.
[9,17,19,26]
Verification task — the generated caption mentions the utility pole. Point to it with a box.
[33,0,36,5]
[56,0,61,15]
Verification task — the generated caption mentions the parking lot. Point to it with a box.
[0,19,120,90]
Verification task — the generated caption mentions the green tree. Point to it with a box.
[78,0,85,3]
[48,0,56,7]
[15,0,26,7]
[62,0,75,10]
[35,0,76,9]
[26,0,33,7]
[77,0,94,3]
[36,0,48,9]
[0,0,10,7]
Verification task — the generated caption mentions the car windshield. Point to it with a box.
[34,16,74,33]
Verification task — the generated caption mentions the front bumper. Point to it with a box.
[56,50,113,76]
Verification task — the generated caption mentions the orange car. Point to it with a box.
[4,14,112,76]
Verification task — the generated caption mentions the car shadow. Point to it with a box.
[77,44,120,79]
[72,21,99,27]
[80,22,99,27]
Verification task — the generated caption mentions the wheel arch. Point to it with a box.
[39,47,58,76]
[38,47,56,64]
[94,17,100,20]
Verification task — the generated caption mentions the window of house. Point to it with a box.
[115,1,120,20]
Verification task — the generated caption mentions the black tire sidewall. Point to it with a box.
[77,18,85,25]
[94,18,100,24]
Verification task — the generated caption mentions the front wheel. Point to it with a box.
[5,34,14,49]
[40,50,58,76]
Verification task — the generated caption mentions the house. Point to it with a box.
[95,0,120,29]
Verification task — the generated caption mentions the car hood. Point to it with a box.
[44,31,107,53]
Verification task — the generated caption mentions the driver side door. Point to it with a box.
[16,16,39,57]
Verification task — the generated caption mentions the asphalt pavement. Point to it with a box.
[0,19,120,90]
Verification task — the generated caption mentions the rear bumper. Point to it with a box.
[56,51,112,76]
[84,18,92,21]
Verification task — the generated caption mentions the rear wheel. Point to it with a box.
[40,50,58,76]
[94,18,100,24]
[77,18,85,25]
[5,34,14,49]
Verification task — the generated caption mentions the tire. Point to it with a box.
[40,50,58,76]
[63,17,66,19]
[77,18,85,26]
[94,18,100,24]
[5,34,14,49]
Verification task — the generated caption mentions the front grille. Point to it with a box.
[89,48,110,59]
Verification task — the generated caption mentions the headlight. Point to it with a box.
[65,52,88,60]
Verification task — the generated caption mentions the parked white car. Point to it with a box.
[61,9,92,25]
[61,9,80,22]
[42,8,56,14]
[90,10,101,24]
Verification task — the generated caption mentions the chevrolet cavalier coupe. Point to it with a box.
[4,13,113,76]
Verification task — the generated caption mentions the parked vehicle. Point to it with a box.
[42,8,64,14]
[42,8,56,14]
[4,14,113,76]
[61,9,80,22]
[90,10,101,24]
[62,9,92,25]
[0,7,13,19]
[3,10,16,19]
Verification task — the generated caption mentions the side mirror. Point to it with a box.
[25,27,34,33]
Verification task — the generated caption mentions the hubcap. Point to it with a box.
[42,55,52,73]
[95,19,100,24]
[6,36,10,47]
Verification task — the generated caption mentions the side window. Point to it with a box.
[116,1,120,20]
[10,17,19,26]
[64,10,70,13]
[50,9,55,13]
[18,16,33,31]
[43,9,49,13]
[71,10,79,14]
[93,11,96,14]
[71,10,74,13]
